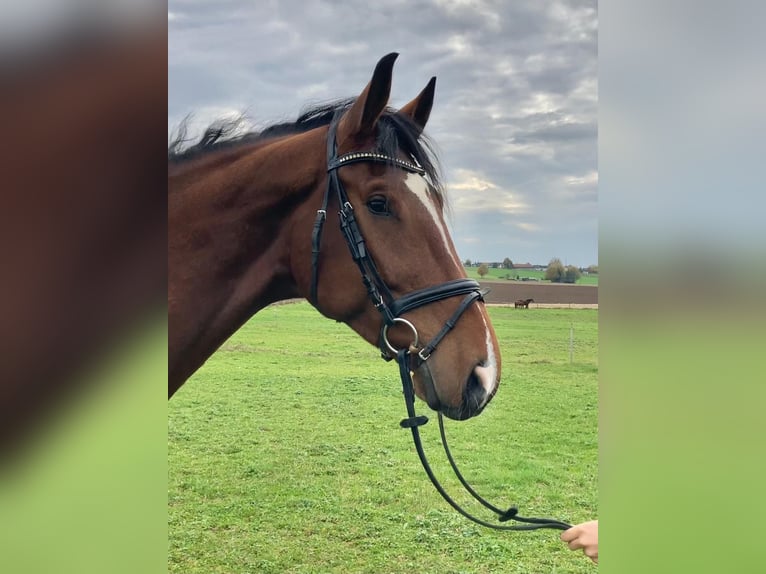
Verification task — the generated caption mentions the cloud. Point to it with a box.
[515,222,543,233]
[565,170,598,187]
[450,169,498,192]
[447,169,531,216]
[168,0,597,266]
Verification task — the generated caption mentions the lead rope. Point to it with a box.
[396,349,572,532]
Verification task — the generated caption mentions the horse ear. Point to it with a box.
[398,76,436,133]
[337,52,398,143]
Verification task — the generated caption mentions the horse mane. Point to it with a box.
[168,99,444,199]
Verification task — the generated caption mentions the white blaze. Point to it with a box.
[403,173,463,272]
[404,173,498,397]
[477,312,498,395]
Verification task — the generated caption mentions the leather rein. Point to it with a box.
[309,117,571,533]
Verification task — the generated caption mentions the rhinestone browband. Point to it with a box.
[328,152,426,175]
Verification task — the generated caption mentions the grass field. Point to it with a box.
[169,303,598,573]
[462,267,598,286]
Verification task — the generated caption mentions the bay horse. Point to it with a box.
[515,298,534,309]
[169,54,501,420]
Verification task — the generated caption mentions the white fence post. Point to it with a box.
[569,322,574,364]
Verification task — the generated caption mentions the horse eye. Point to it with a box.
[366,196,390,216]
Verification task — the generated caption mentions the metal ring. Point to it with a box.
[382,317,419,355]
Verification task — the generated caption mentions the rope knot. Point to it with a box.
[497,506,519,522]
[400,415,429,428]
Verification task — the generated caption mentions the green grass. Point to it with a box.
[463,267,598,286]
[169,304,597,573]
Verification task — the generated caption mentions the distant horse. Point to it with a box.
[515,298,534,309]
[169,54,501,421]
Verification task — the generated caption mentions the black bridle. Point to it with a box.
[310,117,571,533]
[310,119,484,362]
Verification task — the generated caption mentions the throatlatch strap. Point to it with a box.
[310,123,341,306]
[310,195,330,305]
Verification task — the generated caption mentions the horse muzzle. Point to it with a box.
[414,359,495,421]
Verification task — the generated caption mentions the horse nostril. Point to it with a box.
[441,363,497,421]
[464,367,490,414]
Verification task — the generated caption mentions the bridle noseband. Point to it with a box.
[310,117,571,533]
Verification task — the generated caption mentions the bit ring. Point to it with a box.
[382,317,419,354]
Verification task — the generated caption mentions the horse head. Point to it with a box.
[292,54,502,420]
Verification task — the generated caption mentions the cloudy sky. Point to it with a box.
[169,0,597,267]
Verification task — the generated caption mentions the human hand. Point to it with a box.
[561,520,598,563]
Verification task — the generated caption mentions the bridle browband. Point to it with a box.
[309,116,571,533]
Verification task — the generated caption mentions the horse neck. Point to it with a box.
[168,130,324,391]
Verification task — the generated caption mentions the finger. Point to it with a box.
[584,547,598,560]
[561,527,579,542]
[568,539,584,550]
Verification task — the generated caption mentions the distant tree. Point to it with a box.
[587,265,598,275]
[502,257,514,269]
[463,258,472,267]
[545,258,565,282]
[477,263,489,278]
[563,265,582,284]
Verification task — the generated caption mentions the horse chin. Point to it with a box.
[412,362,442,412]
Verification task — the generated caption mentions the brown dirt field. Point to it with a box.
[271,280,598,309]
[479,280,598,307]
